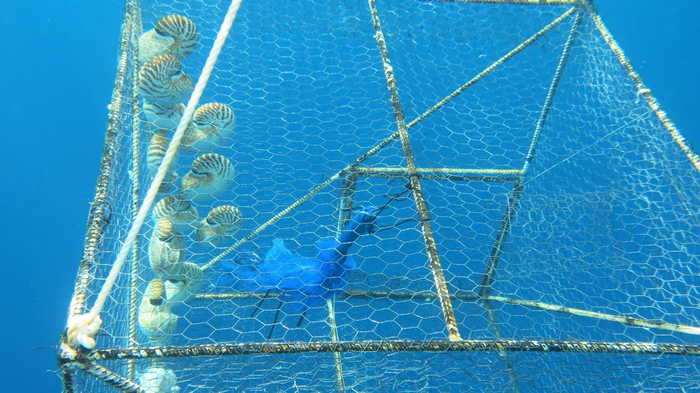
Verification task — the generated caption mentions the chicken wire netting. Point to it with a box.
[59,0,700,391]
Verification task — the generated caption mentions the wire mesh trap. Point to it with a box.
[58,0,700,391]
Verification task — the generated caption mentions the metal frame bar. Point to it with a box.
[59,334,700,390]
[352,167,522,182]
[88,339,700,360]
[336,173,358,233]
[577,0,700,173]
[64,359,148,393]
[197,290,700,337]
[479,0,582,307]
[127,1,144,381]
[61,0,139,389]
[326,174,359,392]
[369,0,462,342]
[327,297,346,392]
[66,0,137,322]
[476,10,582,388]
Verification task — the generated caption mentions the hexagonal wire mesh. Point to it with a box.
[59,0,700,391]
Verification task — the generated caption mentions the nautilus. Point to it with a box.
[144,101,185,131]
[164,261,204,306]
[139,14,198,63]
[181,103,236,152]
[148,217,185,277]
[138,278,178,345]
[137,366,180,393]
[147,131,179,193]
[139,54,194,107]
[196,205,243,246]
[152,195,199,231]
[179,153,235,201]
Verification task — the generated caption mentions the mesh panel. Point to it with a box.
[60,0,700,391]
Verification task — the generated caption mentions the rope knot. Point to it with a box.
[66,313,103,349]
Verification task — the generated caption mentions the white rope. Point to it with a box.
[67,0,244,349]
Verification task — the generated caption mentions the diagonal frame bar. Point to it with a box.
[368,0,461,341]
[479,7,583,296]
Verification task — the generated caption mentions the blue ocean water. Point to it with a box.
[0,0,697,391]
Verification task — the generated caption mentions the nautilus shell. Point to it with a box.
[152,195,199,230]
[139,54,194,107]
[147,131,171,176]
[139,14,198,63]
[144,101,185,131]
[196,205,243,245]
[148,217,185,277]
[181,103,236,152]
[179,153,235,201]
[138,278,178,345]
[144,277,167,303]
[138,366,180,393]
[157,172,180,195]
[147,132,180,194]
[164,261,204,306]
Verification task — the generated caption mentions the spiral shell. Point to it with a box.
[139,54,194,107]
[158,173,179,194]
[164,262,204,305]
[152,195,199,230]
[147,131,170,176]
[139,14,198,63]
[147,132,180,194]
[145,278,167,304]
[181,103,236,152]
[138,278,178,345]
[144,101,185,131]
[148,218,185,277]
[196,205,243,245]
[171,261,204,282]
[179,154,235,201]
[138,30,174,64]
[138,366,179,393]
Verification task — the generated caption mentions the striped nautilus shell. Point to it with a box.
[147,131,171,176]
[139,14,198,63]
[152,195,199,230]
[181,103,236,152]
[179,154,235,201]
[147,132,179,193]
[139,54,194,107]
[138,278,178,345]
[196,205,243,245]
[148,217,185,277]
[164,261,204,305]
[144,101,185,131]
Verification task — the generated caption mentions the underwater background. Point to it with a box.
[0,0,697,391]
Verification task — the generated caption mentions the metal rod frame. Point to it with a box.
[60,0,140,390]
[127,4,144,381]
[86,339,700,361]
[368,0,462,341]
